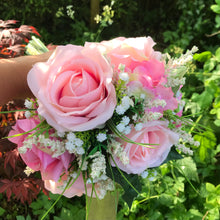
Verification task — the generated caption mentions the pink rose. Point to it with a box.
[112,120,179,174]
[131,59,166,89]
[9,118,74,181]
[151,85,179,113]
[86,37,162,70]
[27,45,116,132]
[86,37,166,92]
[44,173,100,198]
[44,174,92,198]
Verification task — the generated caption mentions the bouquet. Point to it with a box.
[8,36,199,217]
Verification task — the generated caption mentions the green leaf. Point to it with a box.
[206,182,216,193]
[192,90,214,110]
[26,215,32,220]
[0,207,5,216]
[188,209,203,219]
[216,184,220,194]
[193,51,212,62]
[204,58,217,72]
[60,207,73,220]
[159,194,174,206]
[30,201,43,210]
[214,119,220,126]
[215,47,220,62]
[194,131,217,162]
[215,15,220,28]
[16,216,25,220]
[216,0,220,5]
[176,157,199,182]
[106,163,141,208]
[162,147,183,164]
[211,4,220,14]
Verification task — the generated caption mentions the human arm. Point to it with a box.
[0,51,53,105]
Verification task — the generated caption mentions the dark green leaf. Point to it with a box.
[162,147,183,164]
[0,207,5,216]
[16,216,25,220]
[106,163,141,208]
[176,157,199,182]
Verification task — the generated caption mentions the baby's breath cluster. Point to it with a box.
[174,127,200,155]
[24,98,37,118]
[65,132,84,155]
[163,46,198,88]
[88,152,107,182]
[108,139,129,165]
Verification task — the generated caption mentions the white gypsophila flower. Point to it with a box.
[121,116,130,125]
[24,166,35,176]
[176,143,193,156]
[74,138,84,147]
[75,146,85,155]
[135,123,143,131]
[118,63,125,72]
[152,112,163,120]
[149,177,155,181]
[153,170,158,176]
[194,141,200,147]
[109,139,129,165]
[86,178,92,184]
[144,111,162,122]
[96,133,107,142]
[119,72,129,82]
[18,146,28,154]
[132,114,138,121]
[140,93,146,100]
[116,123,125,132]
[166,76,186,87]
[67,132,76,141]
[95,178,115,199]
[141,170,149,179]
[24,111,31,118]
[124,125,131,135]
[121,152,129,165]
[21,137,36,153]
[57,131,65,138]
[65,141,76,153]
[90,152,106,180]
[24,99,33,109]
[121,96,132,109]
[78,156,88,170]
[115,105,126,115]
[69,172,78,179]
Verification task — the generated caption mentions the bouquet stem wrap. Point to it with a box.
[86,191,119,220]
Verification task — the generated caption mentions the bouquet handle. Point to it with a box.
[86,191,119,220]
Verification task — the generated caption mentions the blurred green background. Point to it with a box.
[0,0,219,51]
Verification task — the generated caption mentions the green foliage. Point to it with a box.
[29,192,85,220]
[0,207,6,216]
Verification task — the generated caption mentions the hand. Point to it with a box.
[0,50,54,105]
